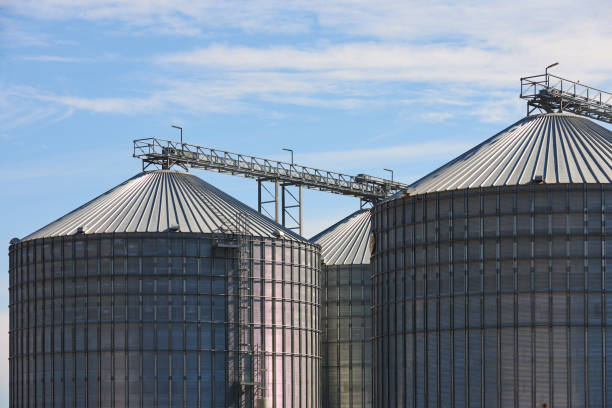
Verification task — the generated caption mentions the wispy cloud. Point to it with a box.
[3,1,612,128]
[297,140,477,172]
[18,55,85,62]
[157,44,509,85]
[9,65,526,124]
[420,112,455,123]
[0,16,50,47]
[157,41,612,87]
[469,92,525,124]
[16,54,121,63]
[37,93,163,113]
[4,1,612,46]
[0,87,75,132]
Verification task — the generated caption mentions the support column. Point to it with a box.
[258,180,262,213]
[282,185,286,227]
[299,185,303,236]
[275,179,279,224]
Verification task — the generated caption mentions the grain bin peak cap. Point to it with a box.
[394,112,612,197]
[310,209,372,265]
[21,169,307,242]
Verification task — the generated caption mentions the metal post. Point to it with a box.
[281,185,286,227]
[282,148,294,164]
[258,180,262,213]
[383,168,394,182]
[171,125,183,146]
[560,81,563,112]
[275,180,279,223]
[545,62,558,81]
[299,185,302,236]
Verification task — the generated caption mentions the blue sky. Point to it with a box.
[1,0,612,404]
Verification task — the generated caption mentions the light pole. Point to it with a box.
[545,62,559,86]
[282,148,294,165]
[545,62,559,76]
[383,168,394,182]
[171,125,183,146]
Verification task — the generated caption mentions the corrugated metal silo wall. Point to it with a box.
[371,184,611,407]
[9,233,321,408]
[322,263,372,408]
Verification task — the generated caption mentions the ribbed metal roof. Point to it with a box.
[23,170,306,241]
[310,209,371,265]
[406,113,612,195]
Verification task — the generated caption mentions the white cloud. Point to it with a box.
[3,1,612,126]
[297,140,476,172]
[420,112,455,123]
[0,87,75,131]
[469,92,524,124]
[3,1,612,86]
[157,44,508,84]
[0,0,315,35]
[16,54,120,63]
[157,41,612,88]
[38,93,162,113]
[4,0,612,45]
[18,55,85,62]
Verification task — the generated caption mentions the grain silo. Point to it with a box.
[312,209,372,408]
[8,169,321,408]
[371,113,612,407]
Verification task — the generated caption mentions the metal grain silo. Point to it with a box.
[371,113,612,408]
[312,209,372,408]
[8,169,321,408]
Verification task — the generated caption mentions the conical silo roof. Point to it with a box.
[311,209,371,265]
[23,169,306,241]
[407,113,612,195]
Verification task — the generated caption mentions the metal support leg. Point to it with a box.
[258,180,262,213]
[299,186,302,236]
[275,180,279,223]
[281,183,303,235]
[257,179,280,224]
[282,185,286,227]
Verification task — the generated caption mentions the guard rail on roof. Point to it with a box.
[520,73,612,124]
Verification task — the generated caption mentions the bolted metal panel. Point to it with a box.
[9,233,321,408]
[9,170,321,408]
[371,184,612,408]
[313,209,373,408]
[321,264,372,408]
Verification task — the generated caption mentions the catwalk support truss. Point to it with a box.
[134,138,407,234]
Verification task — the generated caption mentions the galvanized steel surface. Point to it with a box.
[9,233,321,408]
[24,170,306,241]
[310,209,371,265]
[405,113,612,196]
[314,210,373,408]
[11,169,321,407]
[372,184,612,407]
[321,264,372,408]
